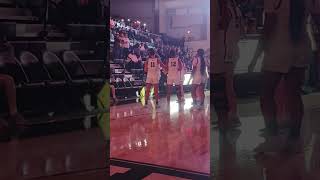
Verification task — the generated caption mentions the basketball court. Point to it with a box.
[110,93,210,179]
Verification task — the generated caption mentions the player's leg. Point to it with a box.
[180,84,185,101]
[191,84,197,105]
[145,83,151,105]
[260,71,282,136]
[199,83,205,106]
[284,67,305,151]
[167,85,172,102]
[154,84,159,106]
[212,73,230,129]
[176,84,182,102]
[167,77,173,102]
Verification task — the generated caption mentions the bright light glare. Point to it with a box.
[183,74,191,85]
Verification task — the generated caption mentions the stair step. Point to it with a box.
[0,0,13,6]
[16,23,57,33]
[0,7,31,16]
[18,32,66,38]
[0,15,38,22]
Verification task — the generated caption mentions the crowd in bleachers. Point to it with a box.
[110,17,197,101]
[110,17,194,73]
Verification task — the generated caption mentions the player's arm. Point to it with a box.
[178,58,183,71]
[191,57,197,76]
[144,60,148,73]
[158,59,165,69]
[239,8,246,38]
[163,59,168,71]
[306,0,320,18]
[249,11,274,72]
[306,0,316,49]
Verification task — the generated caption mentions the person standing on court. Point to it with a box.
[223,0,245,128]
[165,49,183,103]
[191,49,208,108]
[249,0,316,153]
[212,0,240,129]
[144,48,164,107]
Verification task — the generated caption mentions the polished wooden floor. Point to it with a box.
[212,93,320,180]
[0,115,108,180]
[110,93,210,179]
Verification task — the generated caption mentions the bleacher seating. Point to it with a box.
[110,17,193,102]
[0,0,106,128]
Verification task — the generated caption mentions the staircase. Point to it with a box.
[0,0,39,22]
[0,0,106,126]
[0,0,106,54]
[0,0,68,40]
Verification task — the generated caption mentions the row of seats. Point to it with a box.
[0,50,105,115]
[113,77,143,89]
[0,50,104,88]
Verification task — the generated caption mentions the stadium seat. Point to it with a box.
[19,51,50,87]
[79,60,104,84]
[62,51,90,85]
[123,77,132,87]
[0,57,28,86]
[42,51,69,86]
[115,77,124,88]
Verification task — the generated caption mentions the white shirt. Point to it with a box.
[167,57,180,76]
[262,0,313,73]
[123,37,130,48]
[225,1,242,63]
[128,53,139,63]
[146,58,161,78]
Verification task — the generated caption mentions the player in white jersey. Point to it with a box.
[144,48,163,107]
[249,0,316,153]
[178,58,186,102]
[191,49,208,107]
[165,49,183,102]
[224,0,244,127]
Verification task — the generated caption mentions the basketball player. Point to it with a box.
[191,49,208,108]
[224,0,244,127]
[178,58,186,102]
[165,49,183,102]
[211,0,243,129]
[144,48,163,107]
[249,0,315,153]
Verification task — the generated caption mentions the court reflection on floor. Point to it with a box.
[0,115,108,180]
[212,97,320,180]
[110,94,210,174]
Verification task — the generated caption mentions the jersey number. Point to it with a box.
[170,62,176,67]
[150,62,155,67]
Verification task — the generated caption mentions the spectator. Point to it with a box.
[122,33,130,59]
[110,18,115,29]
[113,32,121,59]
[117,31,125,59]
[139,42,146,57]
[126,49,142,71]
[0,38,25,134]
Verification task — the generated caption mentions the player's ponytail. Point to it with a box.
[148,48,156,57]
[197,49,206,76]
[169,49,176,58]
[289,0,305,44]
